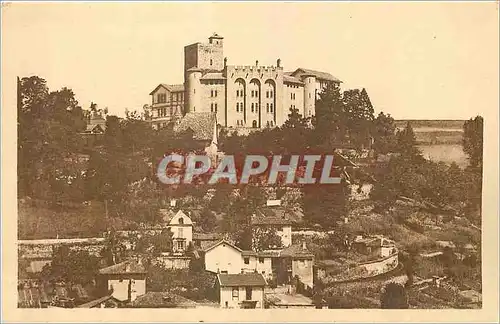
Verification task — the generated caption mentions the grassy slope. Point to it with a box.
[18,199,108,240]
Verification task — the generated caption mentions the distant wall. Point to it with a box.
[18,238,106,259]
[154,256,191,269]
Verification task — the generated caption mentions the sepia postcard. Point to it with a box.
[2,1,499,323]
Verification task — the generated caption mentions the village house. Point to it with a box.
[152,209,194,253]
[351,234,397,258]
[276,242,314,288]
[251,204,294,248]
[98,259,147,303]
[173,111,219,159]
[202,240,273,280]
[215,273,267,309]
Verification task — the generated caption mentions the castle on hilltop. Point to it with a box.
[147,33,341,130]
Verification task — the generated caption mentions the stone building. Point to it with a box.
[148,33,341,129]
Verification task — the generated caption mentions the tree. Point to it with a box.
[197,208,218,232]
[380,283,409,309]
[372,112,397,154]
[252,227,283,251]
[41,246,100,284]
[396,121,423,160]
[462,116,483,169]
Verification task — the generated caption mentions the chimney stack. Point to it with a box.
[256,60,259,67]
[277,58,281,67]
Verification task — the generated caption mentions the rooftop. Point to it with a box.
[291,68,342,83]
[98,260,147,275]
[280,243,314,259]
[217,273,267,287]
[173,112,217,141]
[149,84,185,95]
[129,292,197,308]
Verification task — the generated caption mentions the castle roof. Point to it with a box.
[201,72,226,80]
[291,68,342,83]
[283,75,304,85]
[149,84,185,95]
[174,112,217,141]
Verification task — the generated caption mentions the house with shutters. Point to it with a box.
[202,240,273,280]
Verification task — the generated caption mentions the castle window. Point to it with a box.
[252,120,257,128]
[215,103,218,112]
[251,103,254,112]
[309,93,311,99]
[215,90,218,97]
[266,103,269,113]
[211,90,213,97]
[210,59,213,66]
[270,91,273,98]
[236,103,239,112]
[270,103,274,113]
[211,103,214,112]
[266,91,269,98]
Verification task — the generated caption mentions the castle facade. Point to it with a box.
[148,33,341,130]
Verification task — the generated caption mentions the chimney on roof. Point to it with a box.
[277,58,281,67]
[256,60,259,67]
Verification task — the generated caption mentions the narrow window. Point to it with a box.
[244,258,249,265]
[215,103,218,112]
[210,59,213,66]
[215,90,218,97]
[266,103,269,113]
[211,103,214,112]
[270,103,274,112]
[232,288,239,298]
[251,103,254,112]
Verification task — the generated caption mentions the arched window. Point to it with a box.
[178,217,184,225]
[252,120,257,128]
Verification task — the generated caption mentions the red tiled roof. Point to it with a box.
[217,273,266,287]
[99,260,146,275]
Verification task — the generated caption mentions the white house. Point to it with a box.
[216,273,266,309]
[251,207,293,248]
[203,240,273,280]
[158,209,193,253]
[98,260,147,302]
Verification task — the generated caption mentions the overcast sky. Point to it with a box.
[3,2,499,119]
